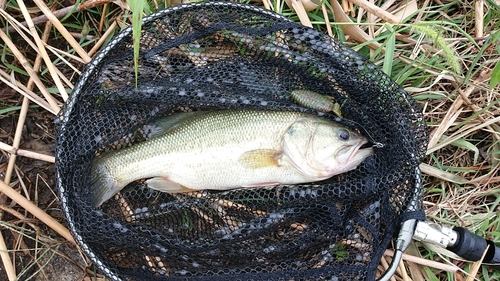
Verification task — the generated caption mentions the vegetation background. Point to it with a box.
[0,0,499,280]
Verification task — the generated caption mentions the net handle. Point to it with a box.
[377,164,422,280]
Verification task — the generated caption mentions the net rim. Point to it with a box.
[54,2,427,280]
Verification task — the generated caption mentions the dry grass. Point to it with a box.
[0,0,499,280]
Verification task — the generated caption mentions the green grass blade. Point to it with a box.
[490,60,500,89]
[126,0,151,87]
[382,24,396,77]
[0,105,38,115]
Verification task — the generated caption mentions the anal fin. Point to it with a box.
[147,177,193,193]
[241,182,280,188]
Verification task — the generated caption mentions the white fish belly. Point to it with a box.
[159,148,314,190]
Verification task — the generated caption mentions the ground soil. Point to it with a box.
[0,107,90,280]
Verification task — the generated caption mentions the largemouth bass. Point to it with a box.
[90,110,373,207]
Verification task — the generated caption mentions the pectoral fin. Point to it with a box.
[147,177,194,193]
[238,149,281,169]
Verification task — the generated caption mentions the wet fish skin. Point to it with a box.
[90,110,373,207]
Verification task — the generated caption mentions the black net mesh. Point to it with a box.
[55,2,428,281]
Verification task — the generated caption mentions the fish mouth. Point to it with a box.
[359,141,373,150]
[338,139,372,164]
[350,141,370,160]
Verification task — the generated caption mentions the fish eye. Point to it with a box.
[338,129,350,141]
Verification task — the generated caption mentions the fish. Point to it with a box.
[89,110,373,207]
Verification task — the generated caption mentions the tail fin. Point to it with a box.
[89,157,123,207]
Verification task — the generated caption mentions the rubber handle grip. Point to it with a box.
[448,227,500,263]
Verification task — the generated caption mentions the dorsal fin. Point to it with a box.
[147,111,206,139]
